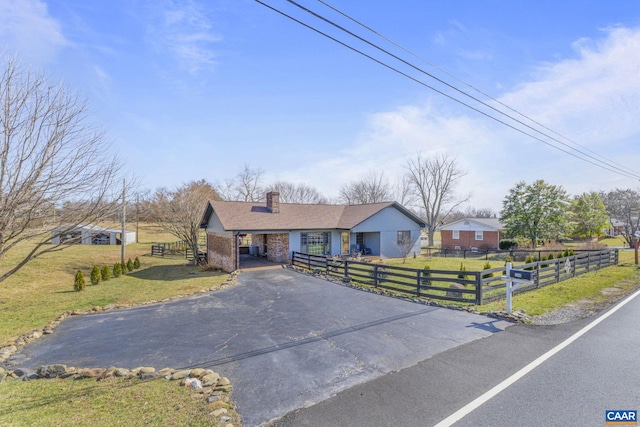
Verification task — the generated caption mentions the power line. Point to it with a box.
[316,0,639,180]
[253,0,640,180]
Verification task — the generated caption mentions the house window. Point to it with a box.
[301,232,331,255]
[397,230,411,246]
[475,231,483,241]
[356,232,364,246]
[452,230,460,240]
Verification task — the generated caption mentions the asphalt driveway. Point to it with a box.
[8,268,511,426]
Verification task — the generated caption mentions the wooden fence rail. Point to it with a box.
[292,249,618,305]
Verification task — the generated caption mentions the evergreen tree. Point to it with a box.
[90,265,101,285]
[74,270,86,291]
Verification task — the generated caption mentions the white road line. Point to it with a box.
[434,287,640,427]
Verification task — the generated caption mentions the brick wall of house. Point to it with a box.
[250,233,290,263]
[207,232,236,272]
[441,230,501,250]
[266,233,290,263]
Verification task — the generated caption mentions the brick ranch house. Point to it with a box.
[200,191,427,272]
[439,218,504,250]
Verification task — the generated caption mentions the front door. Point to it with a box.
[341,232,350,255]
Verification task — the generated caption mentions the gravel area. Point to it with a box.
[530,307,598,325]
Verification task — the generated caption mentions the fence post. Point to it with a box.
[373,264,379,287]
[416,270,422,297]
[345,261,349,279]
[555,258,560,283]
[475,272,482,305]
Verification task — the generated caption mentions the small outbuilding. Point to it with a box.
[439,218,504,250]
[51,224,136,245]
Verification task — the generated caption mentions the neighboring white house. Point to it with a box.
[200,192,428,272]
[51,224,136,245]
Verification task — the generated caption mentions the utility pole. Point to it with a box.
[121,178,126,263]
[135,193,139,243]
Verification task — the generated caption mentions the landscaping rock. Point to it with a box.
[114,368,130,377]
[78,368,106,379]
[189,368,206,378]
[36,364,67,378]
[446,283,466,298]
[12,368,34,378]
[211,408,228,417]
[140,372,160,380]
[201,372,220,387]
[170,369,192,380]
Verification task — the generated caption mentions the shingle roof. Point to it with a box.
[201,200,427,232]
[440,217,504,231]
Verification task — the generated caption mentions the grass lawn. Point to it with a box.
[0,223,228,344]
[0,376,228,427]
[0,223,234,426]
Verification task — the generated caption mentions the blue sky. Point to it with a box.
[2,0,640,211]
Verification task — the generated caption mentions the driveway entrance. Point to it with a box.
[8,268,510,426]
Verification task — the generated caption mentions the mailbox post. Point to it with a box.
[503,262,534,314]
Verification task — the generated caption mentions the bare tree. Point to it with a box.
[392,174,416,208]
[268,181,327,204]
[0,56,123,282]
[447,206,496,222]
[148,180,220,259]
[339,171,392,205]
[218,164,264,202]
[406,153,469,247]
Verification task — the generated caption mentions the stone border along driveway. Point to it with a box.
[5,266,512,427]
[0,364,240,426]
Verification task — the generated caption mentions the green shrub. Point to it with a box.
[90,265,101,286]
[133,257,141,269]
[74,270,86,291]
[524,255,534,270]
[422,265,431,285]
[504,255,513,265]
[457,262,468,279]
[482,262,493,278]
[563,249,570,258]
[113,262,122,278]
[126,258,134,272]
[557,252,563,259]
[499,239,518,250]
[547,252,554,260]
[101,265,111,281]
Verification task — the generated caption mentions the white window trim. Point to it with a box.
[475,230,483,241]
[452,230,460,240]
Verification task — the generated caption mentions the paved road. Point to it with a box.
[7,268,510,426]
[272,289,640,427]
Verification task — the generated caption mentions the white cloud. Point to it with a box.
[301,26,640,210]
[0,0,68,64]
[142,0,220,75]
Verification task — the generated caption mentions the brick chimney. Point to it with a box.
[266,191,280,213]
